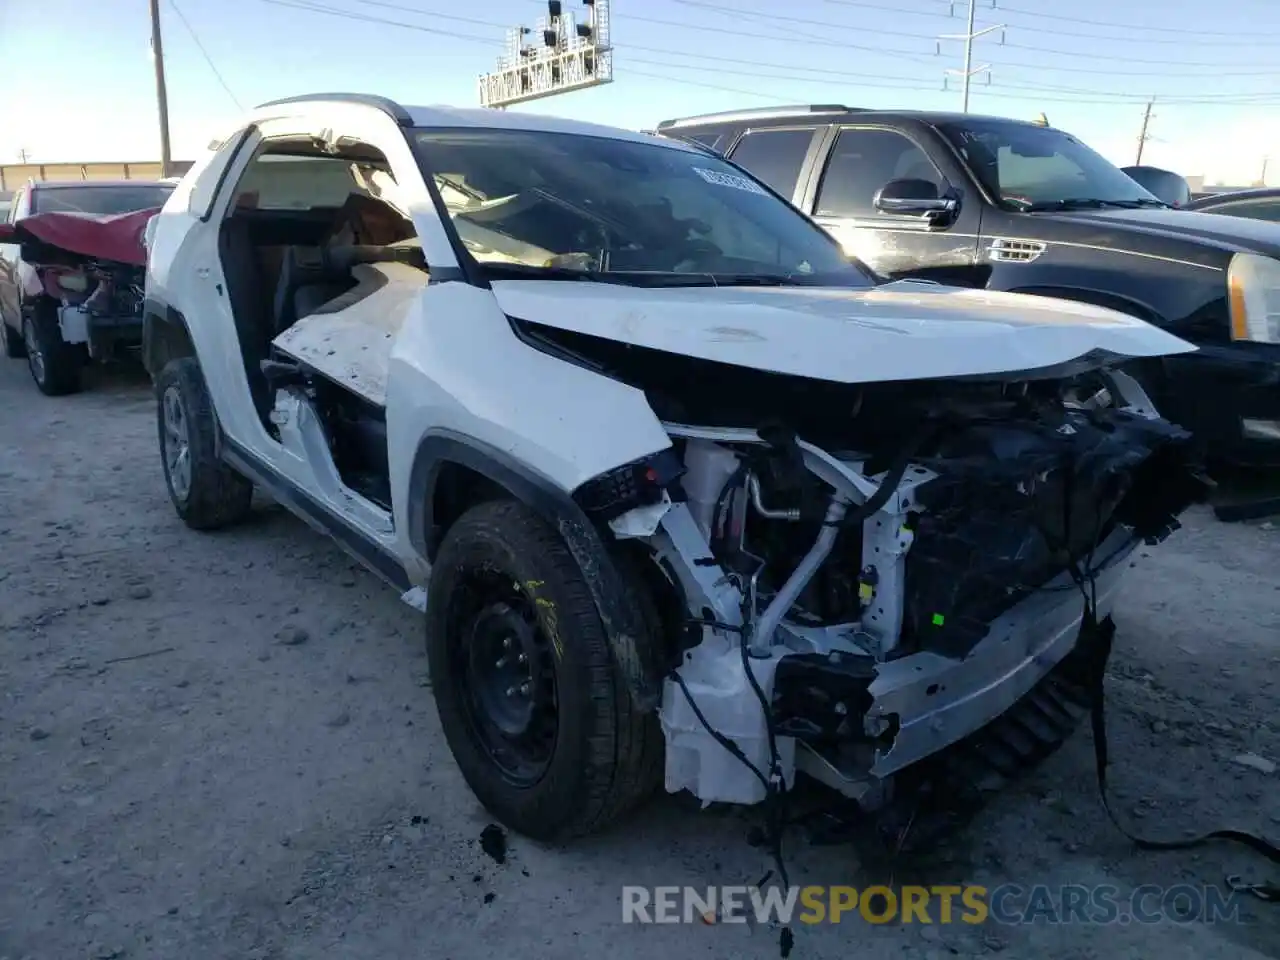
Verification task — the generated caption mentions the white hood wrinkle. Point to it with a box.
[489,278,1196,385]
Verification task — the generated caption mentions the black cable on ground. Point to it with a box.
[1046,454,1280,899]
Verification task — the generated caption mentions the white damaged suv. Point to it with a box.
[142,94,1207,842]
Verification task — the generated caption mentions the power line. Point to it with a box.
[357,0,512,30]
[935,0,1280,39]
[168,0,244,110]
[650,3,1280,90]
[646,1,1280,76]
[686,0,1280,47]
[623,54,1280,107]
[490,0,1280,78]
[626,45,1280,103]
[261,0,499,44]
[673,0,1280,67]
[625,67,800,104]
[624,54,946,93]
[622,9,938,61]
[263,0,1280,108]
[824,0,1280,39]
[677,0,958,45]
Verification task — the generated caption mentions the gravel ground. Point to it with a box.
[0,358,1277,960]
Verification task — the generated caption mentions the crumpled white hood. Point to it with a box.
[489,278,1195,384]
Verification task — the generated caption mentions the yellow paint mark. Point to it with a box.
[534,597,565,661]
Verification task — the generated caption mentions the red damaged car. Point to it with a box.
[0,179,173,395]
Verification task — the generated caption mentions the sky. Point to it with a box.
[1,0,1277,185]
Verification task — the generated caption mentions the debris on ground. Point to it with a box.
[479,824,507,864]
[1233,753,1277,775]
[276,625,310,646]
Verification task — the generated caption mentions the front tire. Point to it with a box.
[426,499,662,842]
[156,357,254,530]
[23,302,81,396]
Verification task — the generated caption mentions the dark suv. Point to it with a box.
[656,105,1280,468]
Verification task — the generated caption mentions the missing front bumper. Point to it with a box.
[864,525,1131,777]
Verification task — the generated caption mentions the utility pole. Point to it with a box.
[149,0,173,178]
[17,148,30,163]
[938,0,1005,113]
[959,0,978,113]
[1135,98,1155,166]
[1261,156,1270,186]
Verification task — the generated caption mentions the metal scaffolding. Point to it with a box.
[478,0,613,109]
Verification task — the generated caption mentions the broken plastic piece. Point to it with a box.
[608,491,673,539]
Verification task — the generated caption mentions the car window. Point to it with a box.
[1203,199,1280,222]
[815,128,944,219]
[412,128,871,286]
[686,132,724,151]
[937,119,1156,210]
[726,128,816,200]
[30,184,173,215]
[232,154,373,210]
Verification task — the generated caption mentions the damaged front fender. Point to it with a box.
[408,431,665,712]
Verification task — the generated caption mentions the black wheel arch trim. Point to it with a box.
[408,429,661,712]
[142,295,194,378]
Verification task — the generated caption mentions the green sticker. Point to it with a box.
[931,613,945,627]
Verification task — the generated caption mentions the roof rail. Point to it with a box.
[656,104,856,130]
[254,93,414,127]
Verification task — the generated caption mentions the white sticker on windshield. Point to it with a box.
[692,167,770,196]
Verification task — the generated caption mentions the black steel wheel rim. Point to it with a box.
[446,568,559,787]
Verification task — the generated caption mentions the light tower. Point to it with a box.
[478,0,613,109]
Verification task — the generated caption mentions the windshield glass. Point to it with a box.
[31,184,174,216]
[936,120,1161,211]
[411,128,873,286]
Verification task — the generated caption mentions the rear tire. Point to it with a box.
[23,302,81,396]
[425,499,663,842]
[156,357,254,530]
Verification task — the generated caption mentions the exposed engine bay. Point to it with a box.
[37,258,147,356]
[578,359,1207,810]
[5,207,156,360]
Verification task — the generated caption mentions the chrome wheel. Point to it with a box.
[162,385,192,501]
[23,318,44,384]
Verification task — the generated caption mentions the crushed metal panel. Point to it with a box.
[272,262,427,407]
